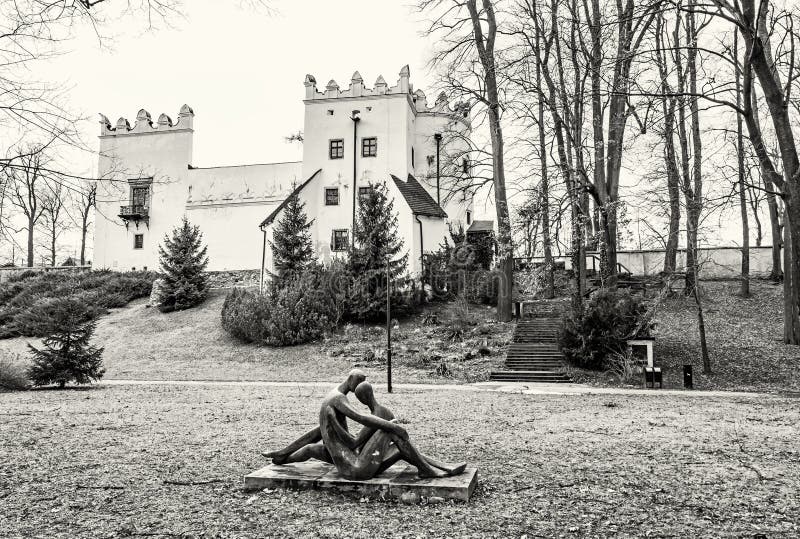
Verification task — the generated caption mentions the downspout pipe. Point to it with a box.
[259,226,267,294]
[434,133,442,206]
[350,110,361,236]
[415,214,424,280]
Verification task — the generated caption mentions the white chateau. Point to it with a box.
[94,66,484,278]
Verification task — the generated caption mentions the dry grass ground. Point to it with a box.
[1,290,510,385]
[0,383,797,538]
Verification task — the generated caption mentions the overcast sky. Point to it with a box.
[1,0,754,264]
[53,0,436,168]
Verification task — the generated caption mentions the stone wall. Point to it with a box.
[521,246,779,279]
[204,269,261,289]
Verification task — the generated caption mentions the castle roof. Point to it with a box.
[390,174,447,219]
[259,169,322,229]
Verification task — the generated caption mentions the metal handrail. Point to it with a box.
[119,204,148,216]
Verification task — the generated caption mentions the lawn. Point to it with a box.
[1,289,512,385]
[0,383,797,538]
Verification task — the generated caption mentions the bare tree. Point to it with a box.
[705,0,800,343]
[5,146,49,267]
[76,182,97,266]
[40,181,70,266]
[583,0,660,282]
[420,0,515,321]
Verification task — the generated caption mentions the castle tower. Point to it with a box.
[94,105,194,271]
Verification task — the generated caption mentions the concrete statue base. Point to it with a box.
[244,461,478,502]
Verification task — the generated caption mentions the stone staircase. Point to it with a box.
[489,316,572,383]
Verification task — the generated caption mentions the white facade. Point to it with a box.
[93,66,475,276]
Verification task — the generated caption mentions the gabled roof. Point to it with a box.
[390,174,448,218]
[259,169,322,229]
[467,220,494,233]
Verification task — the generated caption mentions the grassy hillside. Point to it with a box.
[2,289,511,384]
[4,280,798,392]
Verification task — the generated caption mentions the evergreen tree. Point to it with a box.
[157,217,209,312]
[270,191,314,280]
[27,297,105,388]
[346,182,410,319]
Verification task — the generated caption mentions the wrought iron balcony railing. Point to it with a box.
[118,205,149,228]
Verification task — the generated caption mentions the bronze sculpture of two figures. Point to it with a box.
[263,369,466,480]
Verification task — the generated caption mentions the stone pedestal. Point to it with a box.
[244,462,478,502]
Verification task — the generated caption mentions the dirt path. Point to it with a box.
[100,378,773,398]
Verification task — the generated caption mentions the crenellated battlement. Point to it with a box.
[304,66,470,124]
[99,104,194,137]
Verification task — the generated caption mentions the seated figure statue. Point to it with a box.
[263,369,465,480]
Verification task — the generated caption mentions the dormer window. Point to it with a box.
[362,137,377,157]
[329,139,344,159]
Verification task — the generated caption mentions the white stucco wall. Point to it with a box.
[186,162,302,271]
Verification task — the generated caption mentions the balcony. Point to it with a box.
[119,204,149,228]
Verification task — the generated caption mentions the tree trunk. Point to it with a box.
[735,31,750,296]
[80,214,88,266]
[656,15,681,273]
[26,217,34,267]
[536,30,554,299]
[466,0,513,322]
[693,283,711,373]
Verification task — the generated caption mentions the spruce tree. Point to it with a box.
[27,297,105,388]
[157,217,209,312]
[346,182,409,319]
[270,191,314,280]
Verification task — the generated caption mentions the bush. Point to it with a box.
[560,288,653,371]
[0,356,29,391]
[0,270,155,338]
[221,270,338,346]
[26,297,105,388]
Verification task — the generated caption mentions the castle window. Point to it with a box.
[358,186,372,201]
[466,211,472,225]
[427,155,435,167]
[412,147,415,167]
[325,187,339,206]
[327,109,334,116]
[332,229,349,252]
[131,186,149,208]
[133,234,144,249]
[462,157,470,174]
[362,137,377,157]
[329,139,344,159]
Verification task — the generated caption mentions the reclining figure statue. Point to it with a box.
[263,369,466,480]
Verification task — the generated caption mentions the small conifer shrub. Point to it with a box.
[26,297,105,388]
[157,217,209,312]
[270,190,314,281]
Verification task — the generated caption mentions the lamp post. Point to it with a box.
[434,133,442,206]
[350,110,361,234]
[386,255,393,393]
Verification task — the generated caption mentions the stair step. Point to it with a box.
[502,315,572,383]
